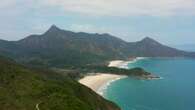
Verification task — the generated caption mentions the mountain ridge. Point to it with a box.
[0,25,194,67]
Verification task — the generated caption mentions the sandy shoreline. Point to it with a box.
[79,74,126,94]
[108,60,127,67]
[108,58,136,68]
[79,57,159,95]
[78,59,136,95]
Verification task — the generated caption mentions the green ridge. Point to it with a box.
[0,56,120,110]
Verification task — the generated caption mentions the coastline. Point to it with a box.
[79,73,127,95]
[78,57,150,96]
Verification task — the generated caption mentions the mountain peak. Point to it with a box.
[49,24,60,30]
[141,37,156,42]
[142,37,155,41]
[45,25,61,34]
[139,37,161,45]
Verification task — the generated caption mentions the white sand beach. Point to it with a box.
[108,57,144,68]
[78,59,135,95]
[79,74,126,93]
[108,60,126,67]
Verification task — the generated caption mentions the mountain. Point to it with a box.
[18,25,127,58]
[0,25,128,67]
[0,25,194,67]
[0,56,120,110]
[126,37,194,57]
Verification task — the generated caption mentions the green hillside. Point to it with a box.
[0,56,120,110]
[1,25,194,68]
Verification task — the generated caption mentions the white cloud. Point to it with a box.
[40,0,195,16]
[0,0,195,43]
[1,0,195,17]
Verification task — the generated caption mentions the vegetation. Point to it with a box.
[57,65,152,79]
[84,66,151,76]
[0,56,120,110]
[0,25,180,110]
[0,26,194,68]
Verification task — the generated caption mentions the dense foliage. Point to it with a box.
[0,57,120,110]
[59,65,151,80]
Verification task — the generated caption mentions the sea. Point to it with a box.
[103,58,195,110]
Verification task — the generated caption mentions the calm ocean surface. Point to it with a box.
[104,58,195,110]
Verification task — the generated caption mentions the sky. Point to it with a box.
[0,0,195,45]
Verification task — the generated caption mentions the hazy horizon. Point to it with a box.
[0,0,195,46]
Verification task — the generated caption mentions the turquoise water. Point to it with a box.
[104,58,195,110]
